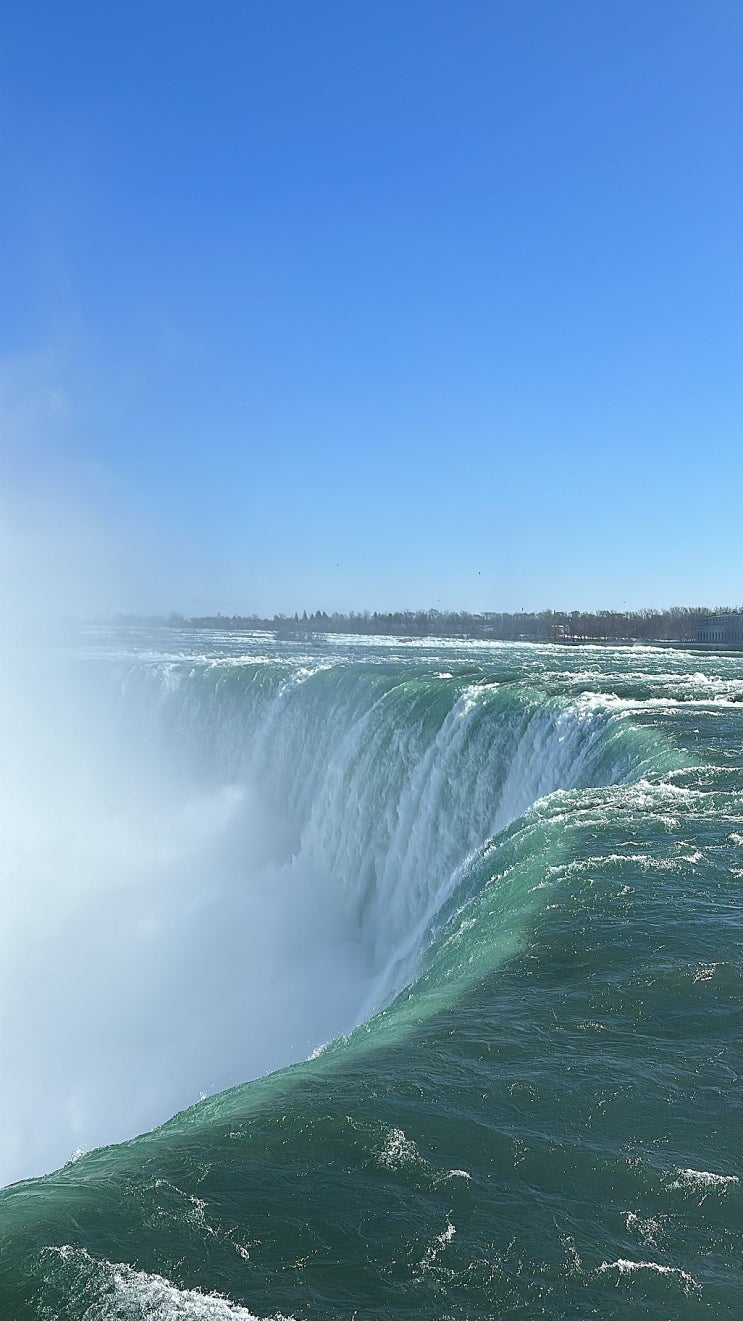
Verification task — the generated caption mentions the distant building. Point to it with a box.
[697,613,743,645]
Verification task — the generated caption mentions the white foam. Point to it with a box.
[598,1258,697,1291]
[379,1126,421,1169]
[692,963,720,983]
[670,1167,739,1193]
[418,1219,456,1271]
[46,1246,294,1319]
[623,1211,666,1248]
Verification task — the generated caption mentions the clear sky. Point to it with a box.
[1,1,742,617]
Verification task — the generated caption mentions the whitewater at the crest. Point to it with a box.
[0,629,740,1319]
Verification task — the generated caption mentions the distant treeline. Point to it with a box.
[118,605,742,644]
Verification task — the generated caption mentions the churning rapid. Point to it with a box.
[1,630,741,1319]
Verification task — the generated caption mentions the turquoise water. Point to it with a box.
[1,632,741,1318]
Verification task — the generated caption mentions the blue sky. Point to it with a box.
[2,1,742,615]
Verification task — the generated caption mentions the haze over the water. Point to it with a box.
[2,15,743,1317]
[2,1,743,619]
